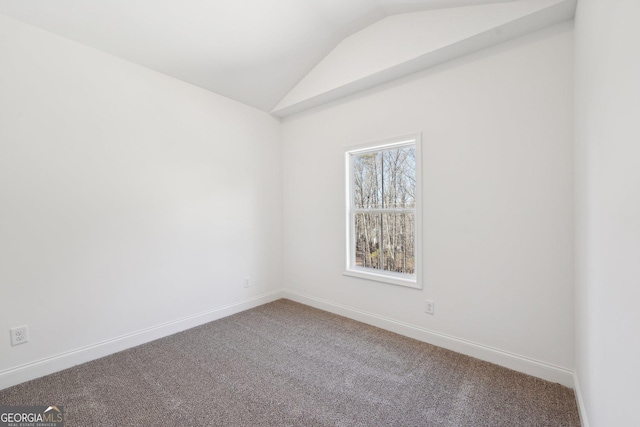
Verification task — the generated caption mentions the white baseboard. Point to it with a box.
[573,372,590,427]
[283,289,575,388]
[0,290,285,391]
[2,289,578,395]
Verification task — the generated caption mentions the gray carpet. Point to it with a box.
[0,299,580,426]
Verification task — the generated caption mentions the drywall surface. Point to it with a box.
[574,0,640,425]
[282,23,574,372]
[0,14,282,379]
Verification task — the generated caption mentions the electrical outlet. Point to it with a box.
[425,300,435,315]
[244,277,250,288]
[10,325,29,346]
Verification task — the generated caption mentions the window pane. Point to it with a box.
[382,213,415,274]
[353,152,382,209]
[382,146,416,209]
[354,213,381,269]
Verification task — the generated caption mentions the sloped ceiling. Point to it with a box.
[272,0,576,117]
[0,0,575,116]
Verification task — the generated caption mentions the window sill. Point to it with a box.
[343,268,421,289]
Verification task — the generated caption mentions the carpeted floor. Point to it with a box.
[0,299,580,426]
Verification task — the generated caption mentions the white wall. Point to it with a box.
[282,23,574,380]
[574,0,640,425]
[0,14,282,386]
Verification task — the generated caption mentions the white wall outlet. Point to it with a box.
[244,276,250,288]
[10,325,29,346]
[425,300,435,315]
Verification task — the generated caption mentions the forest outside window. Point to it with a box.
[344,134,422,288]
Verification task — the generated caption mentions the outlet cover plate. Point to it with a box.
[425,300,435,315]
[10,325,29,346]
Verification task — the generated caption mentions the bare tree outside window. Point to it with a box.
[348,139,418,282]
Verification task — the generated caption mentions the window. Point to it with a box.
[344,134,421,288]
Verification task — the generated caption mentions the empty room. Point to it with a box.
[0,0,637,426]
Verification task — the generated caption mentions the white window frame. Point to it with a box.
[344,133,422,289]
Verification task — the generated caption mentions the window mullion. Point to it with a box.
[353,208,415,214]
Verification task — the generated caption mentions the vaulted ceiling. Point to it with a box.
[0,0,575,115]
